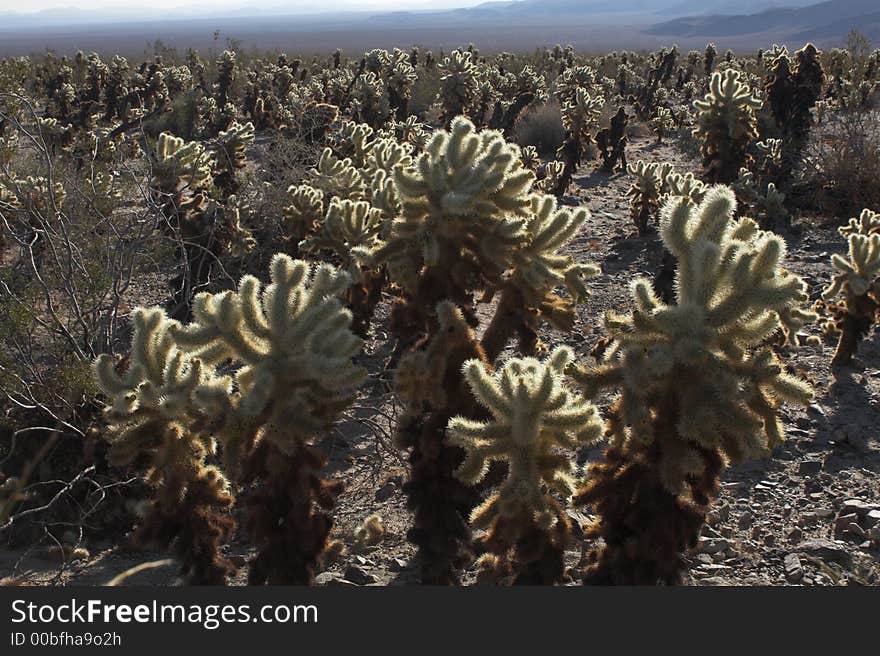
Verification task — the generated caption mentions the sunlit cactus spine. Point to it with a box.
[448,347,603,584]
[569,186,815,584]
[693,69,762,183]
[821,209,880,366]
[93,308,236,584]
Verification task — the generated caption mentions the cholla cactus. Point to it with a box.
[693,69,762,183]
[215,50,237,106]
[537,160,565,195]
[651,106,675,143]
[312,148,366,200]
[626,160,663,235]
[93,308,235,584]
[482,195,598,359]
[212,121,254,198]
[663,172,707,207]
[350,71,392,128]
[169,255,365,584]
[362,116,532,297]
[151,132,213,220]
[282,184,325,245]
[595,107,628,173]
[301,198,382,279]
[555,88,604,195]
[520,146,540,172]
[300,198,385,336]
[821,209,880,366]
[448,347,603,584]
[438,50,479,127]
[569,186,815,584]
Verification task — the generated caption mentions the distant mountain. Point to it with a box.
[648,0,880,42]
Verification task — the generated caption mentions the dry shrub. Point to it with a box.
[514,101,565,156]
[803,108,880,218]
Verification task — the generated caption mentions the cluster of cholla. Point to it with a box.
[3,37,866,588]
[95,254,365,584]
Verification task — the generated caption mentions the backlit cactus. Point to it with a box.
[170,255,364,583]
[821,209,880,366]
[693,69,762,183]
[555,88,603,196]
[448,347,602,584]
[438,50,479,127]
[569,186,815,584]
[482,194,598,360]
[212,121,254,198]
[93,308,235,584]
[626,160,663,235]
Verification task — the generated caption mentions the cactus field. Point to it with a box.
[1,39,880,587]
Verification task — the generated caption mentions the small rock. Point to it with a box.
[841,499,878,519]
[787,527,803,543]
[807,404,825,417]
[315,572,343,586]
[798,460,822,475]
[864,510,880,529]
[737,512,753,529]
[797,538,853,568]
[815,508,834,519]
[388,557,408,572]
[374,482,397,502]
[784,553,804,583]
[834,513,861,535]
[344,565,377,585]
[696,537,730,555]
[707,504,730,525]
[799,512,818,527]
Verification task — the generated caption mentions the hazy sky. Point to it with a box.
[0,0,489,12]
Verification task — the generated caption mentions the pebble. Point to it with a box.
[841,499,879,518]
[344,565,377,585]
[834,513,861,536]
[695,537,730,555]
[799,512,818,526]
[388,557,408,572]
[798,460,822,475]
[374,482,397,502]
[784,553,804,583]
[797,538,853,568]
